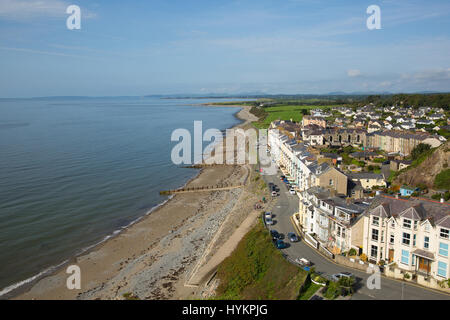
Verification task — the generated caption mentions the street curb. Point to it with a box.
[289,216,450,297]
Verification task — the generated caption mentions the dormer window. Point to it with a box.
[372,216,379,226]
[403,219,411,229]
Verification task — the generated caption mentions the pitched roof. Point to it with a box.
[365,195,450,224]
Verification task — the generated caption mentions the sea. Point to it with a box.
[0,96,247,296]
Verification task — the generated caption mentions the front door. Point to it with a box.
[418,257,431,273]
[388,249,394,262]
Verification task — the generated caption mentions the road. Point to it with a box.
[261,170,450,300]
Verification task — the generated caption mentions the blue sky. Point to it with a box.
[0,0,449,97]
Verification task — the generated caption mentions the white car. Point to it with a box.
[289,188,296,195]
[295,258,312,266]
[271,191,278,197]
[265,212,272,219]
[265,217,273,225]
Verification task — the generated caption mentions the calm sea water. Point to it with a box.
[0,97,244,294]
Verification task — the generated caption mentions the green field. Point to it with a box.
[252,105,337,129]
[213,220,307,300]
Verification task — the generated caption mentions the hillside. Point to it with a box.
[393,141,450,189]
[213,220,307,300]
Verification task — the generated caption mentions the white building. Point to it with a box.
[353,195,450,281]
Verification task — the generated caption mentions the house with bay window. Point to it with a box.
[356,195,450,282]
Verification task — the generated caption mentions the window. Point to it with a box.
[391,221,395,228]
[413,234,416,246]
[403,219,411,229]
[371,245,378,258]
[439,243,449,257]
[342,229,346,238]
[438,261,448,278]
[402,232,411,245]
[440,228,449,239]
[424,236,429,249]
[401,249,409,265]
[337,226,341,237]
[372,229,379,241]
[390,234,395,244]
[329,179,333,186]
[372,216,379,226]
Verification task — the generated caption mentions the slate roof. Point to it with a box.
[347,172,385,180]
[365,195,450,227]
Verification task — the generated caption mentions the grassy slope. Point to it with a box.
[214,220,307,300]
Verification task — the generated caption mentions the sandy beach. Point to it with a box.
[13,105,268,300]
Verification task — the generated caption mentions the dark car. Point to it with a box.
[288,232,299,242]
[268,182,274,187]
[270,230,280,240]
[276,239,288,249]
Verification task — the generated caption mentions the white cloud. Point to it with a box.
[0,0,95,20]
[347,69,361,77]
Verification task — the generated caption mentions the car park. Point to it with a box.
[288,232,298,242]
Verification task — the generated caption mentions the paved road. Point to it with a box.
[261,170,450,300]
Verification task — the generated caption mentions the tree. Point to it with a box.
[411,143,431,161]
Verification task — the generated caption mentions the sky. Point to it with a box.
[0,0,449,97]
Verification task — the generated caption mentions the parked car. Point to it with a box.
[288,232,299,242]
[270,230,280,240]
[331,272,354,282]
[295,257,312,266]
[268,182,274,187]
[289,188,296,195]
[276,239,288,249]
[265,212,272,219]
[271,191,278,197]
[280,175,285,180]
[265,216,273,225]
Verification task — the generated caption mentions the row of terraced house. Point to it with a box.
[267,124,450,289]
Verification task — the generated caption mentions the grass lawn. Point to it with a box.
[297,282,321,300]
[252,105,336,129]
[214,220,308,300]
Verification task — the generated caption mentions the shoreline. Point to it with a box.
[7,104,258,300]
